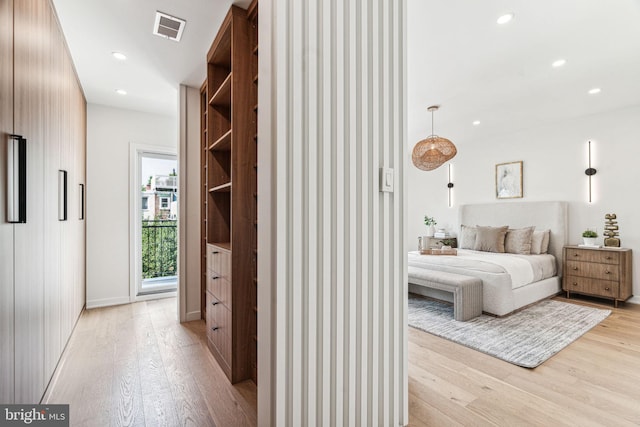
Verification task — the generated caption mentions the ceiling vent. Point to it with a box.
[153,11,186,42]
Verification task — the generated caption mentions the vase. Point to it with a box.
[583,237,597,246]
[427,225,435,237]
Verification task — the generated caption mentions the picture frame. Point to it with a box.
[495,161,523,199]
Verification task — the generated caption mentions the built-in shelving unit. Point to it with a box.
[202,3,257,384]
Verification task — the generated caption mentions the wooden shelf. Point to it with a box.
[210,241,232,251]
[209,182,232,193]
[209,73,232,107]
[209,129,232,151]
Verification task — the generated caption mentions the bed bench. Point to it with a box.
[408,266,483,321]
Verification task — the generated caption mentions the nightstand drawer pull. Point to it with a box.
[573,253,580,257]
[212,251,219,255]
[605,256,612,260]
[211,326,219,332]
[605,287,610,291]
[572,282,578,286]
[572,267,578,271]
[605,271,611,275]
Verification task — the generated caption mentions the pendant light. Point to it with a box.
[411,105,457,171]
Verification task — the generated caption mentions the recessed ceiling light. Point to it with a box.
[588,88,601,95]
[473,120,481,126]
[552,59,566,68]
[497,13,514,25]
[112,51,127,61]
[115,89,127,95]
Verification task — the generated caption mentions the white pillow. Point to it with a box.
[531,229,550,254]
[459,225,477,249]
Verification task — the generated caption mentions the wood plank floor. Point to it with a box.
[43,297,257,427]
[44,295,640,426]
[408,295,640,427]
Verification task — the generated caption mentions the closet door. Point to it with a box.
[13,0,47,403]
[0,0,15,404]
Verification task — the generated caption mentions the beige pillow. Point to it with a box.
[459,225,477,249]
[474,225,508,253]
[531,229,550,254]
[505,226,535,254]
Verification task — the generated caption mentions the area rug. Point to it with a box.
[408,294,611,368]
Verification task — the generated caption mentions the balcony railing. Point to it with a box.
[142,220,177,279]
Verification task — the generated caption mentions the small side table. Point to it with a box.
[420,236,457,249]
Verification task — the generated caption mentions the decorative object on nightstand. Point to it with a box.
[424,215,437,237]
[581,229,598,247]
[563,245,632,307]
[604,213,621,247]
[420,236,457,250]
[411,105,457,171]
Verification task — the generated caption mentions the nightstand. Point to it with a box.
[420,236,457,249]
[563,245,633,307]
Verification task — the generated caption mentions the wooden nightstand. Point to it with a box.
[421,236,457,249]
[563,245,633,307]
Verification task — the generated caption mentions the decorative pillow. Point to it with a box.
[474,225,508,253]
[531,229,550,254]
[459,225,477,249]
[505,226,535,255]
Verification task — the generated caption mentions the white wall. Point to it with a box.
[86,103,176,308]
[408,105,640,301]
[178,85,202,321]
[258,0,408,425]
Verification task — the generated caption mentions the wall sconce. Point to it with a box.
[585,140,597,203]
[447,163,454,207]
[7,134,27,223]
[58,170,67,221]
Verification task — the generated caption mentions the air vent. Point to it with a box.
[153,11,186,42]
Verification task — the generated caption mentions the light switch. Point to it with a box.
[380,167,394,192]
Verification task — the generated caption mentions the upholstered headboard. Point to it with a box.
[458,201,568,276]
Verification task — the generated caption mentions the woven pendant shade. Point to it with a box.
[411,105,457,171]
[412,135,457,171]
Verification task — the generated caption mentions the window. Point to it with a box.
[160,197,170,209]
[142,197,149,210]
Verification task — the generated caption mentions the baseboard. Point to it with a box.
[86,296,131,309]
[134,291,177,302]
[627,296,640,305]
[185,311,202,322]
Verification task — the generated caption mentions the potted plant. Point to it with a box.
[424,215,437,237]
[582,229,598,246]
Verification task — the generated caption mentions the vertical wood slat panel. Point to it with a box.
[261,0,406,425]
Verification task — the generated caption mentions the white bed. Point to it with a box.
[408,201,568,316]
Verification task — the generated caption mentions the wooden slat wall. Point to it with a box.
[257,0,408,425]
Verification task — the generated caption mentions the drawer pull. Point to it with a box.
[606,256,612,260]
[212,251,219,255]
[573,253,580,257]
[572,267,578,271]
[212,276,220,280]
[572,282,578,286]
[605,287,610,291]
[605,271,611,275]
[211,301,219,306]
[211,326,219,331]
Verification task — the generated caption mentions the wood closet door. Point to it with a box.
[13,0,47,403]
[0,0,15,404]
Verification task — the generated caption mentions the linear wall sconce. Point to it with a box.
[79,183,85,220]
[585,140,597,203]
[7,134,27,223]
[447,163,454,207]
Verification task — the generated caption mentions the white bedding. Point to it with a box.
[408,249,556,289]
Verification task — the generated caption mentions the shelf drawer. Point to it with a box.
[565,248,619,265]
[207,276,232,309]
[208,247,231,280]
[564,275,619,298]
[565,261,619,281]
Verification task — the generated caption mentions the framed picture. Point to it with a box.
[495,161,523,199]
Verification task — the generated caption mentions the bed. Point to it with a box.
[408,201,568,316]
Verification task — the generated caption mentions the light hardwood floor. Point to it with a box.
[45,295,640,426]
[43,297,257,427]
[408,295,640,427]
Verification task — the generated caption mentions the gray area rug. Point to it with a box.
[408,295,611,368]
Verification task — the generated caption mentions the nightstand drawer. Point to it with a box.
[565,248,619,265]
[565,276,618,298]
[565,260,619,281]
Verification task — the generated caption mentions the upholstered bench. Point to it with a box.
[408,266,483,321]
